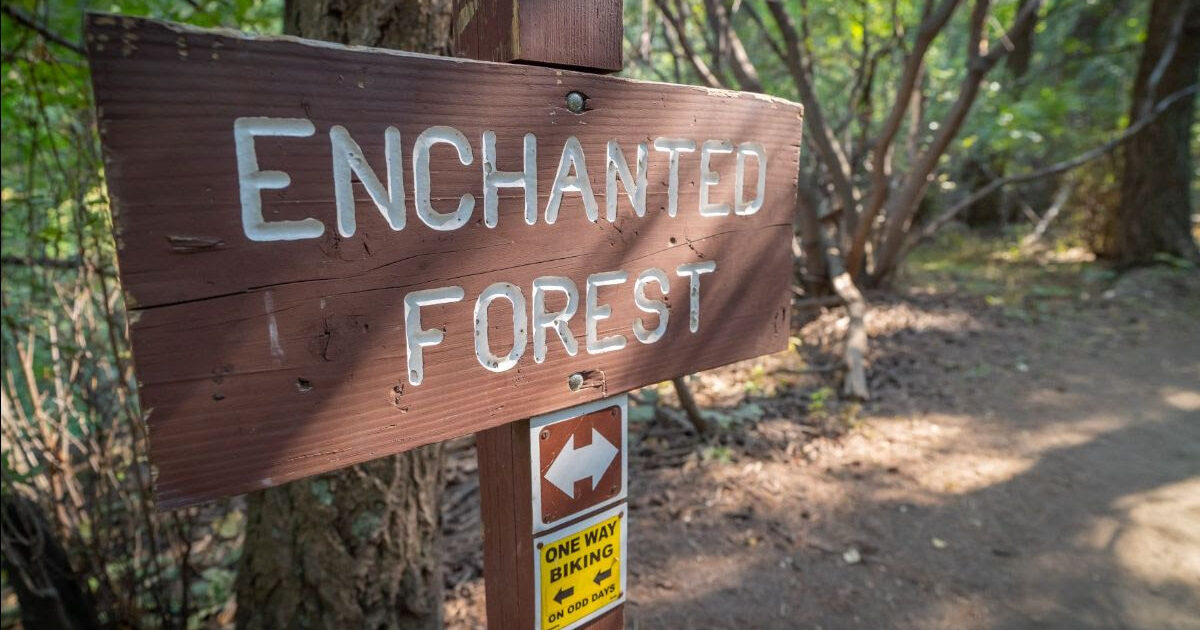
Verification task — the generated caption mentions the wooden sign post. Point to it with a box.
[86,3,803,628]
[455,6,628,627]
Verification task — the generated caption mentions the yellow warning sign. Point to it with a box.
[535,504,626,630]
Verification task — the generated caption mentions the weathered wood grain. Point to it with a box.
[87,14,803,507]
[452,0,623,72]
[477,420,536,628]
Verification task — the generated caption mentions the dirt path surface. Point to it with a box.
[444,266,1200,629]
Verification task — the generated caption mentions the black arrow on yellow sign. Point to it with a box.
[553,586,574,605]
[593,560,616,586]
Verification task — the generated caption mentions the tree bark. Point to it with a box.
[235,2,452,629]
[235,450,445,629]
[1108,0,1200,265]
[1,492,99,630]
[284,0,452,54]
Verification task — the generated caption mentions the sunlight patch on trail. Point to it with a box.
[1160,387,1200,412]
[1088,478,1200,629]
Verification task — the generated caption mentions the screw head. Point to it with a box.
[565,91,586,114]
[568,373,584,391]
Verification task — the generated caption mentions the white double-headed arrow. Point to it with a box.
[545,429,619,499]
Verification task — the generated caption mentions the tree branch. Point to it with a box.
[739,1,788,64]
[870,0,1044,283]
[705,0,763,92]
[656,0,724,88]
[820,231,869,400]
[765,0,859,218]
[846,0,961,277]
[0,255,114,277]
[1139,0,1190,118]
[0,5,85,56]
[908,83,1200,250]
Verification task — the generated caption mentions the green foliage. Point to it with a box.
[624,0,1157,268]
[902,227,1129,322]
[706,402,766,429]
[2,2,280,626]
[960,1,1145,159]
[700,444,733,463]
[0,0,1178,625]
[807,386,834,414]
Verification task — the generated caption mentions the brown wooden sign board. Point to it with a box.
[86,14,804,508]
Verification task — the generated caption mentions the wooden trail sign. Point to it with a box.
[87,14,804,507]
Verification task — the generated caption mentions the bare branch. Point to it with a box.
[739,1,788,64]
[909,83,1200,249]
[656,0,725,88]
[845,0,961,276]
[1022,181,1075,246]
[0,255,114,276]
[820,231,869,400]
[705,0,763,92]
[671,377,711,435]
[870,0,1045,283]
[764,1,859,217]
[0,5,85,56]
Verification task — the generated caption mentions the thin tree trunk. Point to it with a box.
[821,232,869,400]
[869,0,1044,286]
[1023,181,1074,246]
[672,377,711,435]
[795,176,829,295]
[1108,0,1200,264]
[235,2,452,629]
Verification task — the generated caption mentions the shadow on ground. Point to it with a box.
[621,281,1200,630]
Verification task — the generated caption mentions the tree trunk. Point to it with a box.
[1,492,100,630]
[283,0,452,54]
[1108,0,1200,265]
[235,2,452,629]
[235,450,445,629]
[1006,0,1036,82]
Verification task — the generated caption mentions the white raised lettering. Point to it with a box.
[404,286,465,386]
[699,140,734,217]
[585,270,629,354]
[652,138,696,217]
[330,125,406,237]
[235,117,323,241]
[605,140,648,222]
[676,261,717,332]
[413,126,475,231]
[546,136,598,224]
[474,282,528,372]
[532,276,580,363]
[735,142,767,216]
[483,131,538,227]
[633,267,669,344]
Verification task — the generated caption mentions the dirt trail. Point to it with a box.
[444,268,1200,629]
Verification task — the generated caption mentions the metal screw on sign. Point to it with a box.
[567,373,585,391]
[565,91,586,114]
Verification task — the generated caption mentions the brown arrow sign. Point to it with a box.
[531,397,627,533]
